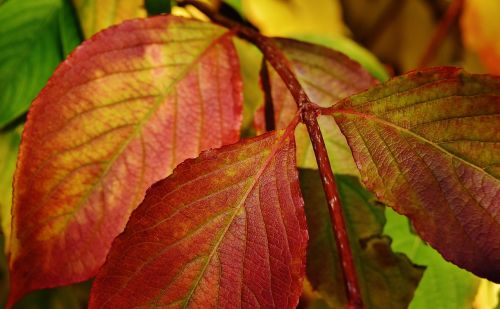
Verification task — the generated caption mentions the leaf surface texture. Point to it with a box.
[90,130,308,308]
[325,67,500,282]
[9,15,243,305]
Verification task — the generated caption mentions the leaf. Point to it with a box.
[223,0,243,15]
[89,129,308,308]
[0,0,80,128]
[300,169,423,308]
[0,125,22,253]
[233,38,264,137]
[472,279,500,309]
[9,15,243,305]
[324,67,500,282]
[384,208,481,309]
[255,38,377,175]
[59,0,83,57]
[460,0,500,75]
[72,0,147,38]
[288,34,389,82]
[242,0,345,38]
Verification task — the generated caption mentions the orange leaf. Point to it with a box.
[461,0,500,75]
[9,15,242,306]
[89,128,308,308]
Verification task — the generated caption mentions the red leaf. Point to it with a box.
[9,15,242,305]
[325,67,500,282]
[255,38,377,134]
[89,128,308,308]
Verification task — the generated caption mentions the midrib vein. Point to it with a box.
[331,110,500,181]
[37,29,233,241]
[182,133,293,309]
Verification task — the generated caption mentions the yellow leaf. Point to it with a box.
[72,0,146,38]
[242,0,346,38]
[472,279,500,309]
[461,0,500,75]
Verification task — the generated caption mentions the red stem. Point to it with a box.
[179,1,364,308]
[418,0,464,67]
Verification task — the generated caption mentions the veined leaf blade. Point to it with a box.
[9,15,243,305]
[89,130,308,308]
[326,67,500,282]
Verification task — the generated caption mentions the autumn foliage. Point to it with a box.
[0,0,499,308]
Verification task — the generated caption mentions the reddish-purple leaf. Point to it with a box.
[89,128,308,308]
[9,15,242,305]
[255,38,377,173]
[256,38,377,132]
[325,67,500,282]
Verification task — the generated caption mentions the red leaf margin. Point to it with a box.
[8,15,243,306]
[89,127,308,308]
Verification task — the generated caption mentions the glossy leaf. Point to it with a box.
[0,126,22,253]
[255,38,377,174]
[325,67,500,282]
[90,129,308,308]
[384,208,480,309]
[72,0,146,38]
[9,16,243,305]
[0,0,80,128]
[301,169,423,308]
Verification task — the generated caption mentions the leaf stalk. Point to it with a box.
[178,1,364,307]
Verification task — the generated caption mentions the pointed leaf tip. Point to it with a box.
[326,67,500,282]
[89,130,308,308]
[9,15,243,305]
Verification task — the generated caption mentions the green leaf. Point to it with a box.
[234,38,264,137]
[0,0,80,128]
[0,125,22,253]
[384,208,480,309]
[301,169,424,308]
[58,0,82,57]
[223,0,243,15]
